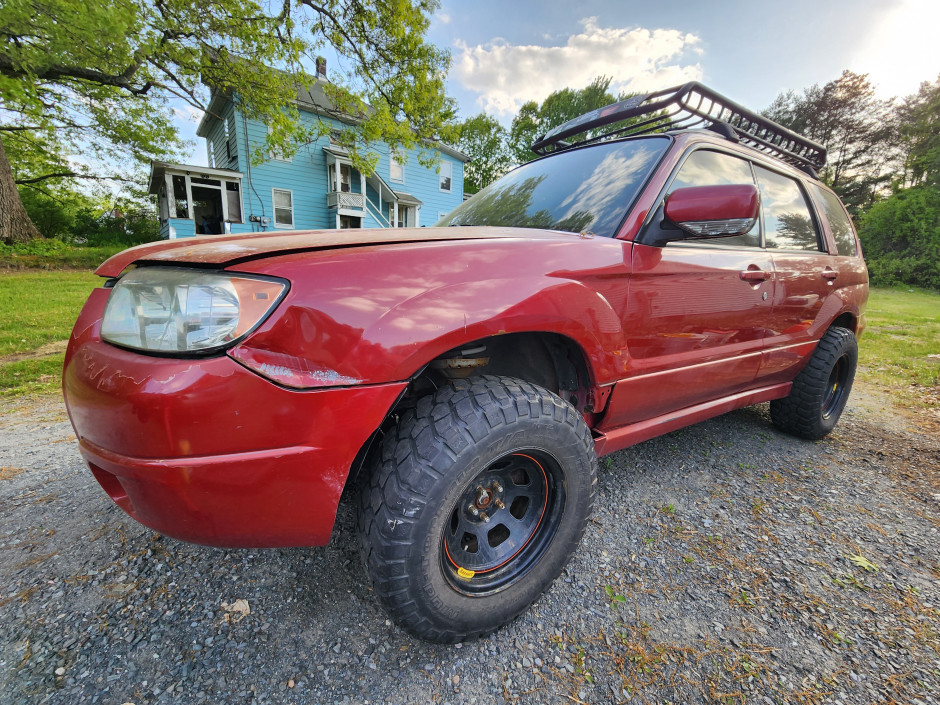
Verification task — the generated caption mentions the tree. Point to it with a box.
[858,186,940,290]
[509,76,620,165]
[897,76,940,187]
[0,0,455,244]
[456,113,511,194]
[764,71,895,214]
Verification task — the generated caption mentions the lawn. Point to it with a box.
[857,286,940,410]
[0,268,937,407]
[0,270,102,396]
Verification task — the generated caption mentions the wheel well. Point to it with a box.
[830,312,857,333]
[343,333,595,491]
[415,332,593,411]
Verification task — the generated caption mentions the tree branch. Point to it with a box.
[15,172,136,186]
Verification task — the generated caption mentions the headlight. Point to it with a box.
[100,268,287,354]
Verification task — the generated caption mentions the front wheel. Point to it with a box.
[770,326,858,440]
[359,376,596,643]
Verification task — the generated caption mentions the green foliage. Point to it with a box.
[509,76,621,165]
[898,76,940,187]
[456,113,511,194]
[765,71,894,214]
[859,186,940,290]
[17,186,160,248]
[0,0,456,240]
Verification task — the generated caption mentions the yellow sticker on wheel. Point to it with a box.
[457,567,476,580]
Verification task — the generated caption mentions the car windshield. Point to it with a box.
[436,136,669,237]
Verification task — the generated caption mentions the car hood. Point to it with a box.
[95,226,580,277]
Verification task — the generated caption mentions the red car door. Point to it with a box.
[751,165,836,385]
[600,149,774,429]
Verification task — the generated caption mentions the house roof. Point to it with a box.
[148,161,243,194]
[393,191,423,206]
[196,75,469,163]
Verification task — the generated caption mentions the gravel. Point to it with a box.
[1,386,938,704]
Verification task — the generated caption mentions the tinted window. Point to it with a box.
[809,183,857,256]
[754,166,820,251]
[436,137,669,238]
[668,149,759,247]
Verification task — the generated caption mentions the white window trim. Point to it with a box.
[268,124,291,163]
[389,155,404,184]
[272,188,295,229]
[439,160,453,193]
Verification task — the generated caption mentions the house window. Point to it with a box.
[439,160,452,192]
[272,188,294,228]
[172,175,189,218]
[268,124,290,162]
[330,164,352,192]
[390,155,404,183]
[227,114,237,160]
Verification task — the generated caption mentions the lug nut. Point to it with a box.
[479,511,490,523]
[468,505,480,517]
[494,498,505,510]
[491,481,504,493]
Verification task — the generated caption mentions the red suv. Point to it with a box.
[63,83,868,643]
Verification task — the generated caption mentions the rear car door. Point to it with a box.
[752,165,837,385]
[602,148,775,429]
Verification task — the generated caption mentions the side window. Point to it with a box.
[389,155,404,183]
[668,149,759,247]
[272,188,294,228]
[754,166,820,252]
[809,183,858,256]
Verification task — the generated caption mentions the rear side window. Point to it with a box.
[754,166,820,252]
[668,149,760,247]
[809,184,858,256]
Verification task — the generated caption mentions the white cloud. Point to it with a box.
[436,11,451,24]
[452,17,703,116]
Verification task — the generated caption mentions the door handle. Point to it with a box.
[822,268,838,281]
[740,269,768,282]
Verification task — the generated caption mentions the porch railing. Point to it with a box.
[326,191,366,210]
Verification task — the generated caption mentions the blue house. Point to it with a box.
[149,67,468,239]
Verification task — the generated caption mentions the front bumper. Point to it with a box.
[64,288,406,548]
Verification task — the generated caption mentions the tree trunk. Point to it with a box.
[0,134,41,244]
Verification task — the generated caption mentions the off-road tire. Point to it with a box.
[770,326,858,440]
[358,375,597,643]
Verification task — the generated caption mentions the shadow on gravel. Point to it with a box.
[0,393,937,705]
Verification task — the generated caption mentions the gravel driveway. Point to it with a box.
[1,386,937,705]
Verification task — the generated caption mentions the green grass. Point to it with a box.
[0,270,101,396]
[858,287,940,400]
[0,242,124,271]
[0,270,936,404]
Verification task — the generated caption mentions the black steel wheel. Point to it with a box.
[359,376,596,643]
[441,450,565,595]
[771,326,858,440]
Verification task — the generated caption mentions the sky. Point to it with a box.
[178,0,940,165]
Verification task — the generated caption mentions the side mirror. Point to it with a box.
[663,184,760,239]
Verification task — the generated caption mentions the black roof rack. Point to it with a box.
[529,81,827,174]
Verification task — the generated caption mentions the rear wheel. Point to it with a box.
[770,326,858,440]
[359,376,596,643]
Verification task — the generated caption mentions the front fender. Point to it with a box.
[365,276,627,382]
[230,237,632,387]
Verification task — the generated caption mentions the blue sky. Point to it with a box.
[177,0,939,164]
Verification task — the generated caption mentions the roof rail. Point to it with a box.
[529,82,827,174]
